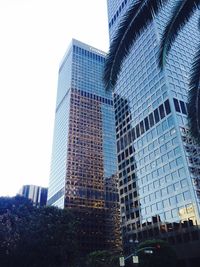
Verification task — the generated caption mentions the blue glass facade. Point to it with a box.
[47,39,121,253]
[107,0,200,264]
[47,44,73,208]
[19,185,48,207]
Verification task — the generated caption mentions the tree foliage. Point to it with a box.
[137,239,176,267]
[85,250,120,267]
[0,195,78,267]
[103,0,167,90]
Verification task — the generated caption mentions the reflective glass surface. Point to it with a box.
[47,39,121,252]
[107,0,200,257]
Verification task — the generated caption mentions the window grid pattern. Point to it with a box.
[107,0,200,251]
[48,39,121,253]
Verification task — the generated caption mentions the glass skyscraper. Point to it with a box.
[47,39,121,254]
[107,1,200,266]
[19,185,48,207]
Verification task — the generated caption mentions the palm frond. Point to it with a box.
[159,0,200,69]
[188,44,200,144]
[103,0,168,90]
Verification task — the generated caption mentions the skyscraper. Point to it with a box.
[18,184,48,207]
[47,39,121,254]
[107,0,200,266]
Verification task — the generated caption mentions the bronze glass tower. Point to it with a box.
[47,39,121,254]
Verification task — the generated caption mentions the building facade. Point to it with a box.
[18,185,48,206]
[106,0,200,266]
[47,39,121,254]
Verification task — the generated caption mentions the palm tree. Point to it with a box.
[103,0,200,143]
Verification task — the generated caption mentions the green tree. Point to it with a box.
[86,250,119,267]
[104,0,200,143]
[137,239,176,267]
[0,195,78,267]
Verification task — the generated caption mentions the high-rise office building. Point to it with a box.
[107,0,200,266]
[18,185,48,207]
[47,39,121,254]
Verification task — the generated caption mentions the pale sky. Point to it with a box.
[0,0,109,197]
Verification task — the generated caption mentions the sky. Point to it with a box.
[0,0,109,197]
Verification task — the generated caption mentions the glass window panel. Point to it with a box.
[170,160,176,169]
[167,185,174,193]
[170,196,176,205]
[164,99,171,114]
[181,179,187,188]
[155,190,161,198]
[176,157,183,166]
[154,180,159,188]
[174,147,180,156]
[163,199,170,207]
[167,115,174,127]
[176,194,183,203]
[144,117,150,131]
[173,98,181,112]
[180,100,187,114]
[165,174,172,183]
[165,210,172,219]
[162,120,168,131]
[159,212,165,221]
[174,182,180,190]
[159,104,165,119]
[154,109,160,123]
[157,201,163,210]
[149,113,155,127]
[183,191,191,201]
[131,128,136,141]
[172,208,178,218]
[151,203,157,213]
[136,124,140,138]
[140,121,145,134]
[157,123,163,134]
[178,168,186,178]
[161,188,167,196]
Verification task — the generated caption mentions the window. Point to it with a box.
[162,120,168,131]
[167,115,174,127]
[161,188,167,196]
[174,147,180,156]
[173,98,181,112]
[155,190,161,198]
[164,99,171,114]
[180,100,187,114]
[131,128,136,141]
[136,124,140,138]
[174,182,180,190]
[154,109,160,123]
[167,185,174,193]
[157,201,163,210]
[163,199,170,207]
[159,104,165,119]
[176,194,183,203]
[165,210,172,219]
[144,117,150,131]
[176,157,183,166]
[140,121,145,134]
[181,179,187,188]
[149,113,155,127]
[170,196,176,205]
[183,191,191,201]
